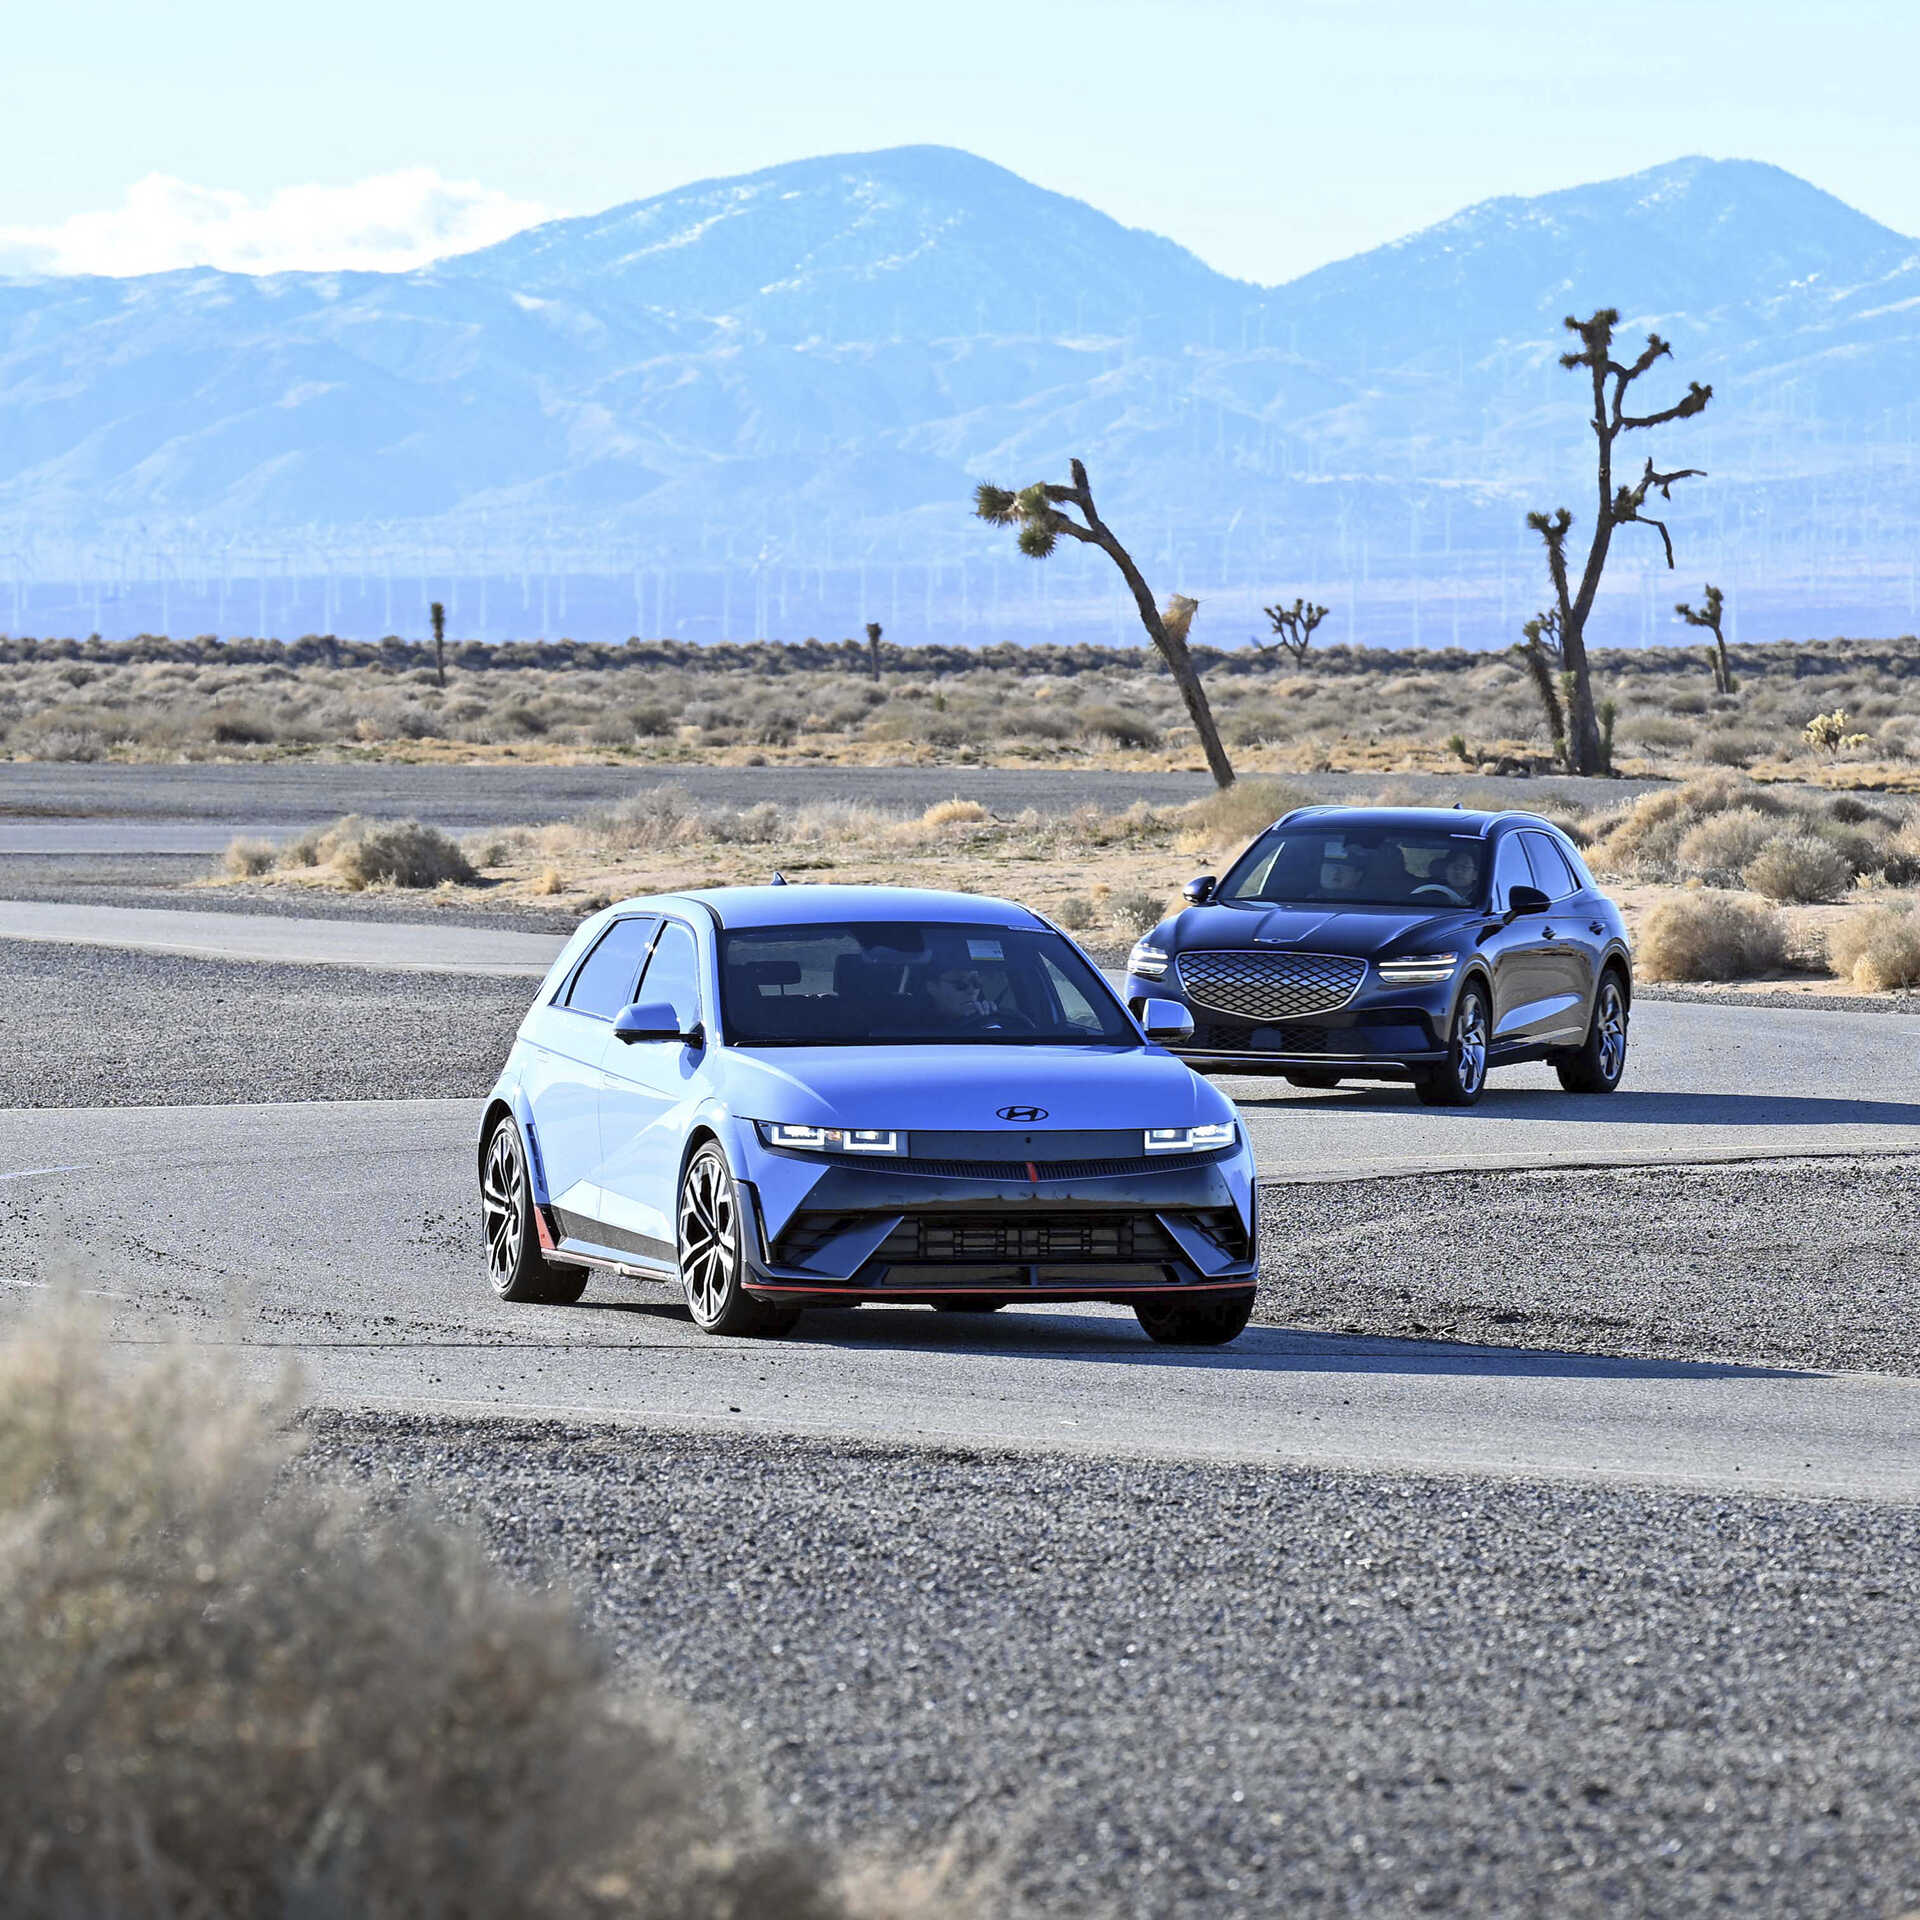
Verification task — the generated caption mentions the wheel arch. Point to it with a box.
[1599,948,1634,1007]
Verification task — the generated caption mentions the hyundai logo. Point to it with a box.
[995,1104,1048,1123]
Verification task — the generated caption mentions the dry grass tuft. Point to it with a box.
[1828,902,1920,991]
[220,835,276,878]
[0,1306,954,1920]
[920,798,990,828]
[1637,891,1791,981]
[1741,833,1853,904]
[1180,778,1315,847]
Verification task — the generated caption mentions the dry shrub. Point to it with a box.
[1742,833,1852,904]
[220,836,276,878]
[1106,887,1164,935]
[1587,772,1786,879]
[1053,892,1095,929]
[0,1308,908,1920]
[1828,903,1920,991]
[1181,778,1314,848]
[921,798,989,828]
[1077,705,1162,750]
[322,816,477,890]
[1638,891,1790,982]
[204,704,277,746]
[532,866,565,896]
[1675,807,1776,883]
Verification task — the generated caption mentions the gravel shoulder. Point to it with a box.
[309,1410,1920,1920]
[0,942,525,1106]
[1259,1157,1920,1375]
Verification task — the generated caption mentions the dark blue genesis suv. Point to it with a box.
[1124,806,1633,1106]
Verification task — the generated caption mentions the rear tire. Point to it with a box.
[1134,1289,1256,1347]
[1284,1072,1342,1090]
[1414,982,1489,1108]
[678,1143,798,1338]
[481,1116,588,1305]
[1555,969,1630,1093]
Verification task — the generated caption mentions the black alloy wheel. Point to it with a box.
[1555,969,1630,1093]
[1134,1289,1256,1347]
[677,1143,798,1338]
[1415,980,1490,1108]
[481,1115,588,1305]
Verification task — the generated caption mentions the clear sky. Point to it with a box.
[4,0,1916,281]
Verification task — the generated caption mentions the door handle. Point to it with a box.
[1542,924,1555,939]
[1589,921,1606,936]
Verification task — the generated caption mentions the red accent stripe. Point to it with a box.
[533,1206,558,1253]
[1026,1161,1038,1183]
[745,1279,1254,1298]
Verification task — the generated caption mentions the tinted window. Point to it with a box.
[635,921,702,1030]
[561,917,657,1019]
[1222,824,1487,907]
[1522,831,1580,901]
[718,921,1133,1046]
[1491,835,1533,910]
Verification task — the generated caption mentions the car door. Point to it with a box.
[523,914,657,1230]
[1520,830,1594,1044]
[595,918,709,1265]
[1482,831,1562,1044]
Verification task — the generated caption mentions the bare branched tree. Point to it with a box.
[429,600,446,688]
[864,619,883,683]
[1258,597,1329,664]
[1520,309,1712,773]
[974,461,1234,787]
[1674,583,1733,694]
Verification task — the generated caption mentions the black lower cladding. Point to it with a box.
[1183,1011,1440,1060]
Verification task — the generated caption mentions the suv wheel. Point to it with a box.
[481,1115,588,1305]
[1134,1289,1256,1346]
[1555,970,1629,1093]
[1415,981,1489,1108]
[678,1143,797,1338]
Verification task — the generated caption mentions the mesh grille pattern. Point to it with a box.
[1190,1021,1333,1054]
[1175,949,1365,1021]
[878,1213,1171,1264]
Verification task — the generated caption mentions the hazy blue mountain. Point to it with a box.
[1,147,1916,647]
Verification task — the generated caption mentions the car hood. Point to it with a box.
[1164,901,1469,957]
[711,1042,1231,1132]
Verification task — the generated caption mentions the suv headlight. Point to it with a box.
[1376,951,1459,984]
[1144,1121,1237,1154]
[756,1122,906,1155]
[1128,940,1170,979]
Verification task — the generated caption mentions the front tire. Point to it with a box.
[1555,970,1630,1093]
[1415,981,1490,1108]
[481,1116,588,1305]
[1284,1072,1342,1090]
[1134,1289,1256,1346]
[678,1143,797,1338]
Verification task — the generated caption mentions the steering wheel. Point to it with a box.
[1410,883,1466,905]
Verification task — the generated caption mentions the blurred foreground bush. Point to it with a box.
[0,1311,953,1919]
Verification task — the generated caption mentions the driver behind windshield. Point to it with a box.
[919,961,1033,1033]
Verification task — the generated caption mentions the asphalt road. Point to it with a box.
[7,1098,1918,1504]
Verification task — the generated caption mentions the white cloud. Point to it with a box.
[0,169,555,278]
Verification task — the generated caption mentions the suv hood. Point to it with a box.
[1165,901,1468,956]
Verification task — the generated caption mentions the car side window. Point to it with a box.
[1521,831,1580,901]
[561,917,657,1019]
[635,921,702,1030]
[1490,835,1532,910]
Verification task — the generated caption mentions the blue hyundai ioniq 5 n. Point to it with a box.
[479,885,1259,1342]
[1124,806,1632,1106]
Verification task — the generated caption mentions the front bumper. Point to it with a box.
[1127,968,1451,1077]
[738,1143,1258,1305]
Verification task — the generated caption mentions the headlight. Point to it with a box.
[1143,1121,1237,1154]
[1128,940,1170,979]
[1376,951,1459,984]
[756,1122,906,1155]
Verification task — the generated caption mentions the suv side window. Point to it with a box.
[561,917,657,1018]
[1521,831,1580,901]
[635,921,702,1031]
[1491,834,1533,911]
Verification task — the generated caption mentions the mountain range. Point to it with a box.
[2,146,1917,648]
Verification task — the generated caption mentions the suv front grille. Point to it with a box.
[880,1212,1171,1265]
[1175,949,1366,1022]
[1190,1020,1331,1054]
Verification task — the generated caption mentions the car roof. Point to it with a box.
[604,883,1051,931]
[1270,804,1568,838]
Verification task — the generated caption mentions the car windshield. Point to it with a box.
[1221,824,1489,908]
[718,921,1136,1047]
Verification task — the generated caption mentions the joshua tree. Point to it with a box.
[429,600,447,688]
[974,461,1234,787]
[1259,597,1328,663]
[1520,309,1711,774]
[864,619,883,683]
[1675,583,1733,694]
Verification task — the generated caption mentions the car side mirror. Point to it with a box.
[612,1000,703,1046]
[1137,998,1195,1044]
[1505,884,1551,919]
[1182,874,1217,904]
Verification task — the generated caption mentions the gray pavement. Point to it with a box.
[6,1099,1917,1504]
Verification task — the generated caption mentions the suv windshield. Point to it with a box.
[1222,824,1489,909]
[719,921,1134,1047]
